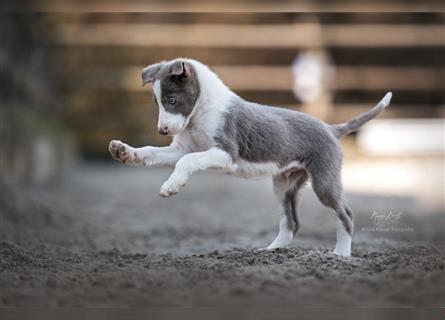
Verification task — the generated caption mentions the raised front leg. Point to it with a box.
[108,140,186,167]
[159,148,232,197]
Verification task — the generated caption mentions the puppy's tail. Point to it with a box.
[330,91,392,139]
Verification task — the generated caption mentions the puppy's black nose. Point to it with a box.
[158,127,169,135]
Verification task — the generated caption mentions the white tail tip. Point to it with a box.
[381,91,393,107]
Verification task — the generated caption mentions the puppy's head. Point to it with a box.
[141,59,200,136]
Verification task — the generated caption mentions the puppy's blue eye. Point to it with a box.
[168,97,177,105]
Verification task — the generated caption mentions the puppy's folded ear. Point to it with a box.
[141,62,164,86]
[169,60,192,77]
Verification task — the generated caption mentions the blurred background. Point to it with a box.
[1,9,443,209]
[0,1,444,309]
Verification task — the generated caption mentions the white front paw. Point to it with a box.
[159,176,186,197]
[109,140,142,165]
[109,140,133,163]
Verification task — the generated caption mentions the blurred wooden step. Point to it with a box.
[30,0,445,13]
[42,12,299,25]
[61,65,445,91]
[41,12,445,25]
[51,23,445,47]
[333,89,445,105]
[50,45,445,67]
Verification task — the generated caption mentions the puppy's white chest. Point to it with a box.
[190,129,214,151]
[176,128,214,153]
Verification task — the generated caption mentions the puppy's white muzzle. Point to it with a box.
[158,110,187,136]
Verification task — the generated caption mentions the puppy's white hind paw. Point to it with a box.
[333,248,351,257]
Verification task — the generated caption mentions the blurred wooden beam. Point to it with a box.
[63,87,445,113]
[24,0,445,13]
[52,23,445,47]
[325,24,445,47]
[49,45,445,67]
[334,67,445,90]
[38,12,445,25]
[63,65,445,91]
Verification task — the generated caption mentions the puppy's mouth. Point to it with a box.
[159,111,194,136]
[166,124,187,136]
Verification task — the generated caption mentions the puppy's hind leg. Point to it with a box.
[333,205,353,257]
[310,166,353,257]
[263,171,307,250]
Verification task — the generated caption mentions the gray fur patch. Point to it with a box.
[149,59,200,118]
[214,96,342,170]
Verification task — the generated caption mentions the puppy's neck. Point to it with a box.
[184,59,234,130]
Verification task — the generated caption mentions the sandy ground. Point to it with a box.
[0,163,443,307]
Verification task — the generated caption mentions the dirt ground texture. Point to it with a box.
[0,164,444,307]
